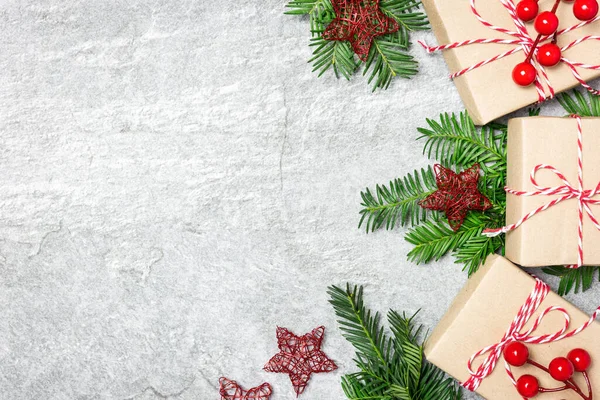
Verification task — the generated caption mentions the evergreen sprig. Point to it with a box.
[364,38,419,90]
[359,167,437,232]
[557,89,600,116]
[328,284,461,400]
[286,0,429,90]
[543,266,600,296]
[405,213,504,275]
[309,39,358,79]
[417,112,507,175]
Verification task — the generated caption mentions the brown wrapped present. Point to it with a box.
[424,255,600,399]
[421,0,600,125]
[496,117,600,267]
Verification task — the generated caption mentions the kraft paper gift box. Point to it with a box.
[504,117,600,267]
[424,255,600,399]
[421,0,600,125]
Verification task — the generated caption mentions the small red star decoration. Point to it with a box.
[219,377,272,400]
[322,0,399,61]
[264,326,337,396]
[419,164,492,231]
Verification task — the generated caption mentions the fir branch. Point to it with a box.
[558,90,600,117]
[341,373,391,399]
[359,166,437,232]
[417,112,507,171]
[364,38,419,91]
[405,214,487,265]
[452,231,504,276]
[309,38,359,79]
[380,0,429,55]
[363,0,429,90]
[308,0,336,35]
[405,211,504,274]
[285,0,333,16]
[418,361,462,400]
[381,0,429,32]
[388,310,422,388]
[542,266,600,296]
[328,285,391,368]
[328,284,462,400]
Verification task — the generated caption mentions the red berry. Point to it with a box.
[568,348,592,372]
[517,375,540,398]
[512,62,537,86]
[517,0,539,21]
[549,357,575,381]
[504,342,530,366]
[535,11,559,35]
[537,43,562,66]
[573,0,599,20]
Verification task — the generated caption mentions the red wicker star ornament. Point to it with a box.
[219,377,272,400]
[323,0,400,61]
[419,164,492,231]
[264,326,337,396]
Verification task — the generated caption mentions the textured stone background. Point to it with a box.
[1,1,600,399]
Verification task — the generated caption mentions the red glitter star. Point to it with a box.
[322,0,400,61]
[419,164,493,231]
[219,377,272,400]
[264,326,337,396]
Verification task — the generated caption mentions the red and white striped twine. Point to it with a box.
[462,276,600,394]
[420,0,600,99]
[483,116,600,268]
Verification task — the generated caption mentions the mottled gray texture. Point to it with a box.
[1,1,599,399]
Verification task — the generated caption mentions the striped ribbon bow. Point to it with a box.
[462,277,600,392]
[419,0,600,100]
[484,116,600,268]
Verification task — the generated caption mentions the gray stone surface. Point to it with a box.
[1,1,599,399]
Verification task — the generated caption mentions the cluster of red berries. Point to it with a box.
[512,0,599,86]
[503,341,593,399]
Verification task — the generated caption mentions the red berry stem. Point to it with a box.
[551,0,561,13]
[583,371,593,400]
[525,35,544,63]
[539,385,570,392]
[525,0,562,63]
[527,359,591,400]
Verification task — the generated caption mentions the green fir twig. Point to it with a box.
[328,284,462,400]
[287,0,429,90]
[359,167,437,232]
[543,266,600,296]
[557,89,600,116]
